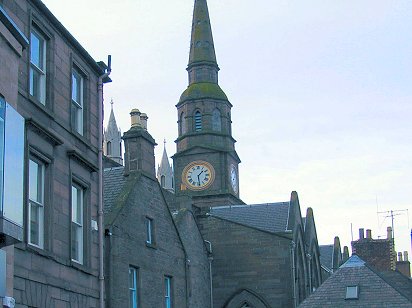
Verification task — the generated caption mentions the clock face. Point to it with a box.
[182,161,215,191]
[230,164,238,193]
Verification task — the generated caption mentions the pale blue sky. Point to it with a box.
[43,0,412,256]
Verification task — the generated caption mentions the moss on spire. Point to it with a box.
[188,0,217,66]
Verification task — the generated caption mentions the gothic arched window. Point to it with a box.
[180,112,186,135]
[107,141,112,155]
[194,111,202,131]
[161,175,165,188]
[212,109,221,131]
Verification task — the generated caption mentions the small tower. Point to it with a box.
[104,100,123,165]
[173,0,242,209]
[157,140,174,192]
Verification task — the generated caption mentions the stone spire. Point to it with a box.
[103,100,123,165]
[157,140,174,192]
[187,0,219,85]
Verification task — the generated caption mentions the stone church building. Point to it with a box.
[103,0,324,307]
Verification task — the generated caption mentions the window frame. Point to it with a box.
[129,266,139,308]
[145,216,155,247]
[71,181,85,264]
[345,285,359,300]
[27,156,46,249]
[71,67,84,136]
[164,276,172,308]
[0,97,5,211]
[106,141,112,156]
[29,26,47,105]
[212,108,222,132]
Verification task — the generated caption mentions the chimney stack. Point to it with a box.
[366,229,372,239]
[122,108,157,177]
[404,251,409,261]
[359,228,365,240]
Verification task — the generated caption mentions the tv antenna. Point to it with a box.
[377,209,409,239]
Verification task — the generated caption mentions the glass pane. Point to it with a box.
[29,160,38,202]
[76,188,82,224]
[30,202,39,245]
[71,185,78,222]
[72,184,83,224]
[71,223,83,263]
[71,224,78,260]
[30,32,40,67]
[3,103,24,226]
[146,218,151,244]
[0,98,4,212]
[130,290,136,308]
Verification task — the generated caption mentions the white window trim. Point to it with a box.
[165,276,172,308]
[71,183,84,264]
[146,217,153,245]
[29,28,46,105]
[71,68,84,135]
[129,267,138,308]
[28,158,45,248]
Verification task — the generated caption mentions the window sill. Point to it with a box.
[146,242,157,250]
[70,129,98,153]
[27,95,55,120]
[71,259,94,275]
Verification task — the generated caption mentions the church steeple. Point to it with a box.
[103,100,123,165]
[187,0,219,85]
[157,140,174,192]
[172,0,242,209]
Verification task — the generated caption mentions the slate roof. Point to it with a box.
[299,255,412,307]
[103,166,127,211]
[319,244,334,271]
[209,202,290,233]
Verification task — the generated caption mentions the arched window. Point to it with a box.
[107,141,112,155]
[212,109,221,131]
[194,111,202,131]
[119,142,122,157]
[161,175,165,188]
[180,112,186,135]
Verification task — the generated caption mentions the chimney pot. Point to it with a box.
[130,109,142,127]
[140,113,148,130]
[387,226,392,239]
[359,228,364,240]
[366,229,372,239]
[398,252,403,261]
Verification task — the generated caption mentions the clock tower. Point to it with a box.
[173,0,243,209]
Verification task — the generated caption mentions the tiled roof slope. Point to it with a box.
[319,244,334,271]
[103,166,126,211]
[299,255,412,307]
[378,270,412,302]
[210,202,290,233]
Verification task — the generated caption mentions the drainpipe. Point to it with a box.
[290,241,296,308]
[204,240,213,308]
[97,56,111,308]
